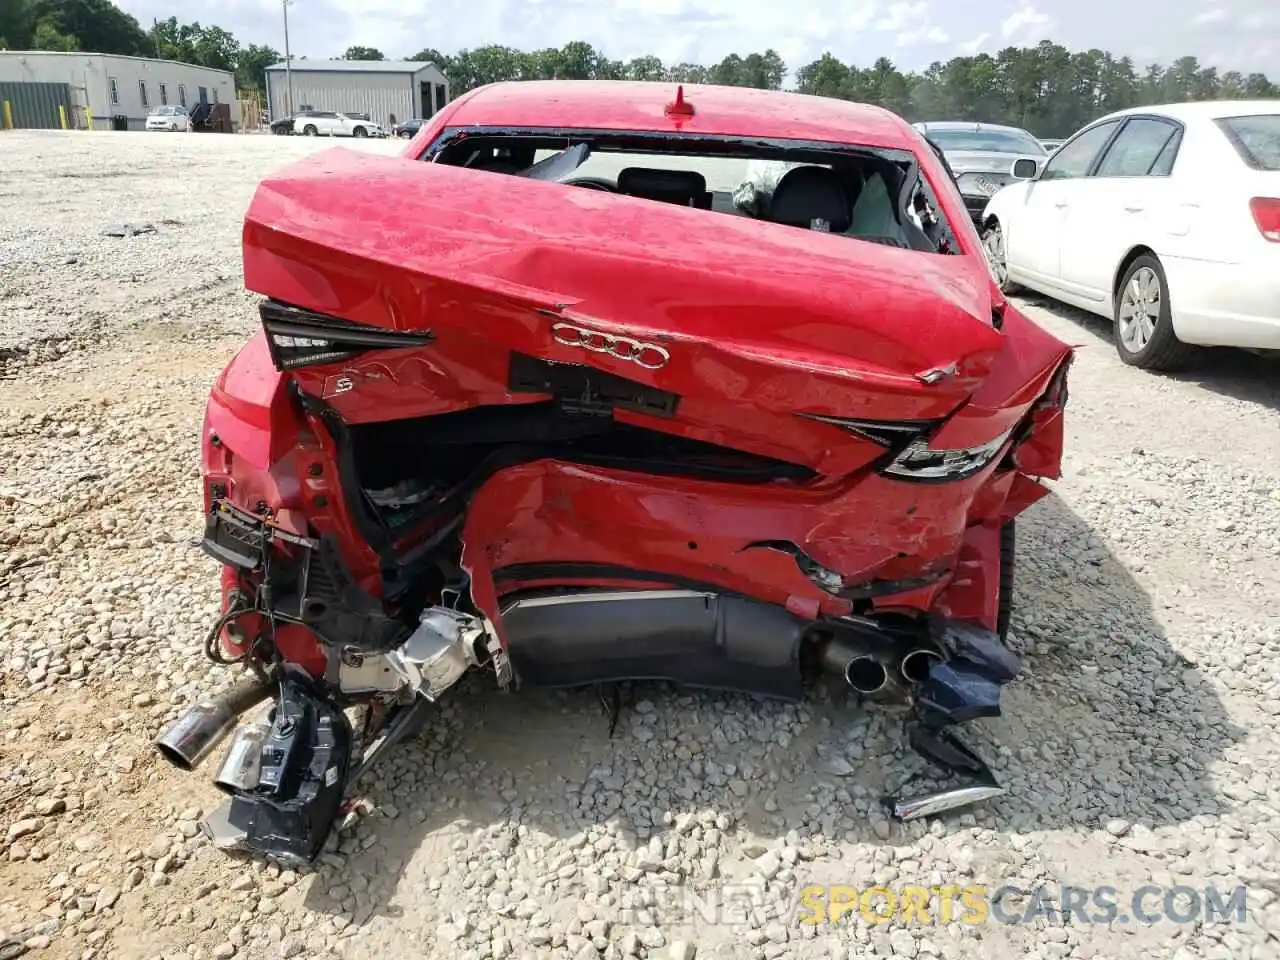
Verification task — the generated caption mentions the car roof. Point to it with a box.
[442,80,919,150]
[1097,100,1280,124]
[913,121,1035,135]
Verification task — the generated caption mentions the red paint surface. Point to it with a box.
[206,83,1072,670]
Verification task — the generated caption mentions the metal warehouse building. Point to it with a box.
[0,50,239,130]
[265,60,450,129]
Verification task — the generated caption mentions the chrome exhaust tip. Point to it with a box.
[212,720,270,794]
[154,676,274,772]
[889,784,1005,820]
[844,656,890,695]
[156,702,240,771]
[900,649,944,685]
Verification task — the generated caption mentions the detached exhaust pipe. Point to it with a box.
[155,675,274,771]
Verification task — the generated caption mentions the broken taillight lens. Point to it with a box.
[1249,197,1280,242]
[880,425,1017,482]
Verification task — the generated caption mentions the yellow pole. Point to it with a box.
[86,107,93,130]
[2,101,12,131]
[59,105,67,129]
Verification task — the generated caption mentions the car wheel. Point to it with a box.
[981,220,1022,295]
[303,125,318,136]
[1114,254,1195,371]
[997,520,1015,645]
[352,126,367,138]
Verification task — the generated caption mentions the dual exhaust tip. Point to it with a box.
[154,675,274,791]
[831,642,943,696]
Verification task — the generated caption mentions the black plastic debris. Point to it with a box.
[225,670,353,865]
[101,222,157,237]
[882,619,1022,821]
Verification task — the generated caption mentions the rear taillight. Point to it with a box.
[1249,197,1280,242]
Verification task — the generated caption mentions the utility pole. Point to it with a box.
[282,0,295,117]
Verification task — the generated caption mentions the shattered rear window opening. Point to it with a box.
[421,127,962,256]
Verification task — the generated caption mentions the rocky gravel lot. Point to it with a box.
[1,131,1279,960]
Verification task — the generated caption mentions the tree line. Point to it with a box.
[2,0,1276,137]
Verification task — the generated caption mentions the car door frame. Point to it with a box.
[1055,114,1186,309]
[1004,117,1127,295]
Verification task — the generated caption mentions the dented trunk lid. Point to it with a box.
[242,148,1007,456]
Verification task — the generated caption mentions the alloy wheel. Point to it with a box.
[1117,266,1161,354]
[982,225,1008,287]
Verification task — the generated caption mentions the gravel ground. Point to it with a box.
[1,131,1279,960]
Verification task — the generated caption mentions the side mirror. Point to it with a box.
[1011,158,1039,180]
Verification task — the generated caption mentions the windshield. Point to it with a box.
[425,129,962,256]
[926,128,1046,155]
[1216,115,1280,171]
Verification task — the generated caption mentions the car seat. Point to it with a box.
[767,165,856,232]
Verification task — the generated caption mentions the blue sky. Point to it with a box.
[115,0,1279,78]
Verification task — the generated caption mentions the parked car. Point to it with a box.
[293,111,385,138]
[392,117,428,139]
[981,100,1279,370]
[269,110,318,135]
[913,121,1048,224]
[145,105,189,132]
[154,81,1074,863]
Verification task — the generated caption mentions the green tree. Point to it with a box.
[28,0,149,56]
[666,63,709,84]
[626,55,665,81]
[793,41,1276,136]
[342,45,384,61]
[149,16,195,62]
[32,18,77,50]
[193,24,238,71]
[236,43,280,94]
[0,0,35,48]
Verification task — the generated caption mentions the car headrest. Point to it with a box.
[768,165,854,232]
[618,167,711,208]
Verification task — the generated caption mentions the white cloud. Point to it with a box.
[1192,7,1228,23]
[874,1,928,30]
[895,25,950,46]
[871,0,947,47]
[956,32,991,55]
[1000,5,1056,41]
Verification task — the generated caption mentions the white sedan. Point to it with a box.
[293,111,384,138]
[145,105,189,132]
[980,101,1279,371]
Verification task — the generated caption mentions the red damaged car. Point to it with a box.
[155,81,1072,863]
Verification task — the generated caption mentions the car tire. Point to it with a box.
[352,126,367,138]
[997,520,1015,645]
[1113,254,1195,371]
[303,125,318,136]
[981,220,1022,295]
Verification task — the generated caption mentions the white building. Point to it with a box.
[0,50,240,130]
[265,60,450,128]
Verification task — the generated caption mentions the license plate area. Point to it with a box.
[203,501,269,570]
[971,175,1003,197]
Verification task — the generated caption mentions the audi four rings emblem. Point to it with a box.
[551,322,670,369]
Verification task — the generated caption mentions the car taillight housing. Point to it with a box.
[1249,197,1280,242]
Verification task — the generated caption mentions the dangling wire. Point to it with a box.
[203,598,257,666]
